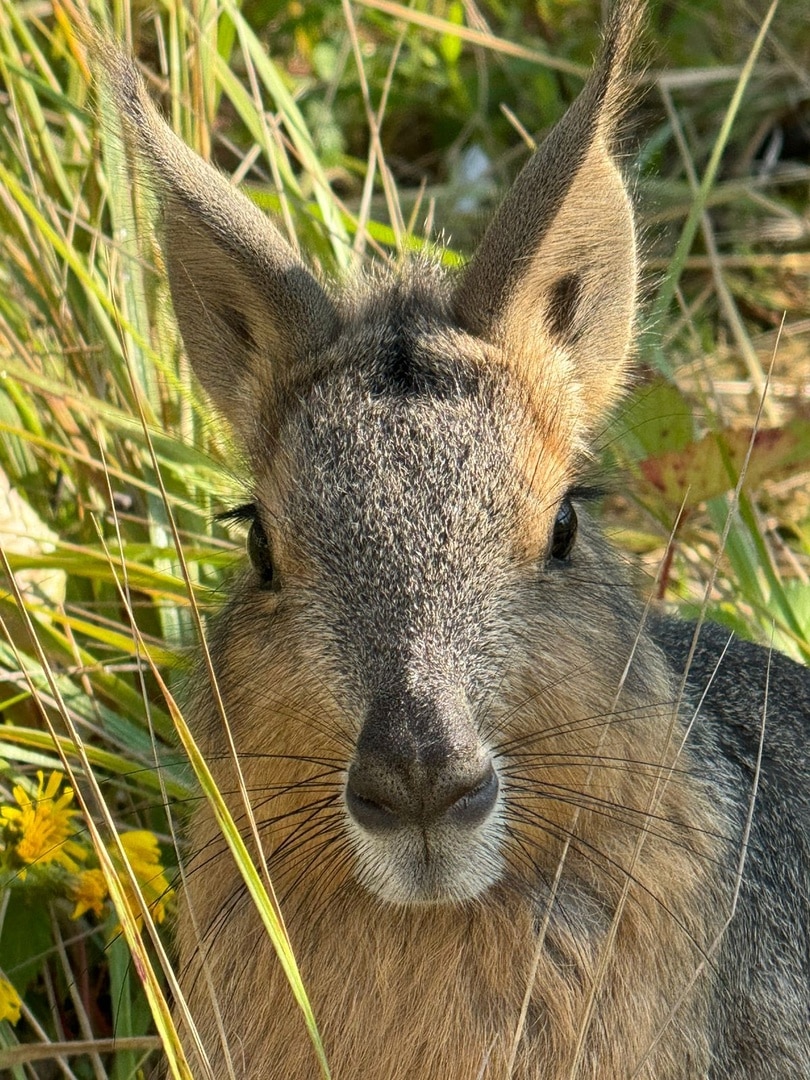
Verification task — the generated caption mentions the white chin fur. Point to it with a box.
[348,816,506,905]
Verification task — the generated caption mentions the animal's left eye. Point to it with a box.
[551,498,577,561]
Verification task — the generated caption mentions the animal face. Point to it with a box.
[194,272,670,910]
[98,2,656,911]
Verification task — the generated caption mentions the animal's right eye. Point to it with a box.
[247,516,278,590]
[216,502,281,591]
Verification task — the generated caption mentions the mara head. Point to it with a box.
[100,1,676,912]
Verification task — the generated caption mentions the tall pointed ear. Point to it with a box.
[95,46,339,433]
[451,1,643,431]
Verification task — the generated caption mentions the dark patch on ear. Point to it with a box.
[218,305,256,352]
[546,272,583,342]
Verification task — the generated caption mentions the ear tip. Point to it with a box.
[595,0,648,124]
[605,0,648,56]
[87,29,151,134]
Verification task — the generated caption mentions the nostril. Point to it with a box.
[345,780,401,832]
[447,764,499,827]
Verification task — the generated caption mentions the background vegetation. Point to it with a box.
[0,0,808,1076]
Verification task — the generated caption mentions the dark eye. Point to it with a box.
[551,498,577,561]
[247,516,278,590]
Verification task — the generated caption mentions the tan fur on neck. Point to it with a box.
[175,626,721,1079]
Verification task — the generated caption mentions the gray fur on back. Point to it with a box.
[655,619,810,1078]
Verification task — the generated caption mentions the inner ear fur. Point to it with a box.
[96,45,339,432]
[451,0,643,431]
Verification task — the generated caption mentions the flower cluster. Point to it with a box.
[0,770,175,1026]
[1,770,85,877]
[71,830,174,925]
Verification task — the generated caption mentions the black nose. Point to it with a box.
[346,759,498,831]
[344,688,499,832]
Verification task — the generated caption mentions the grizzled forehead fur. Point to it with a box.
[251,266,575,695]
[249,262,572,458]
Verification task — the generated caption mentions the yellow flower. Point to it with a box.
[0,976,22,1025]
[1,771,87,877]
[71,868,108,919]
[116,831,174,925]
